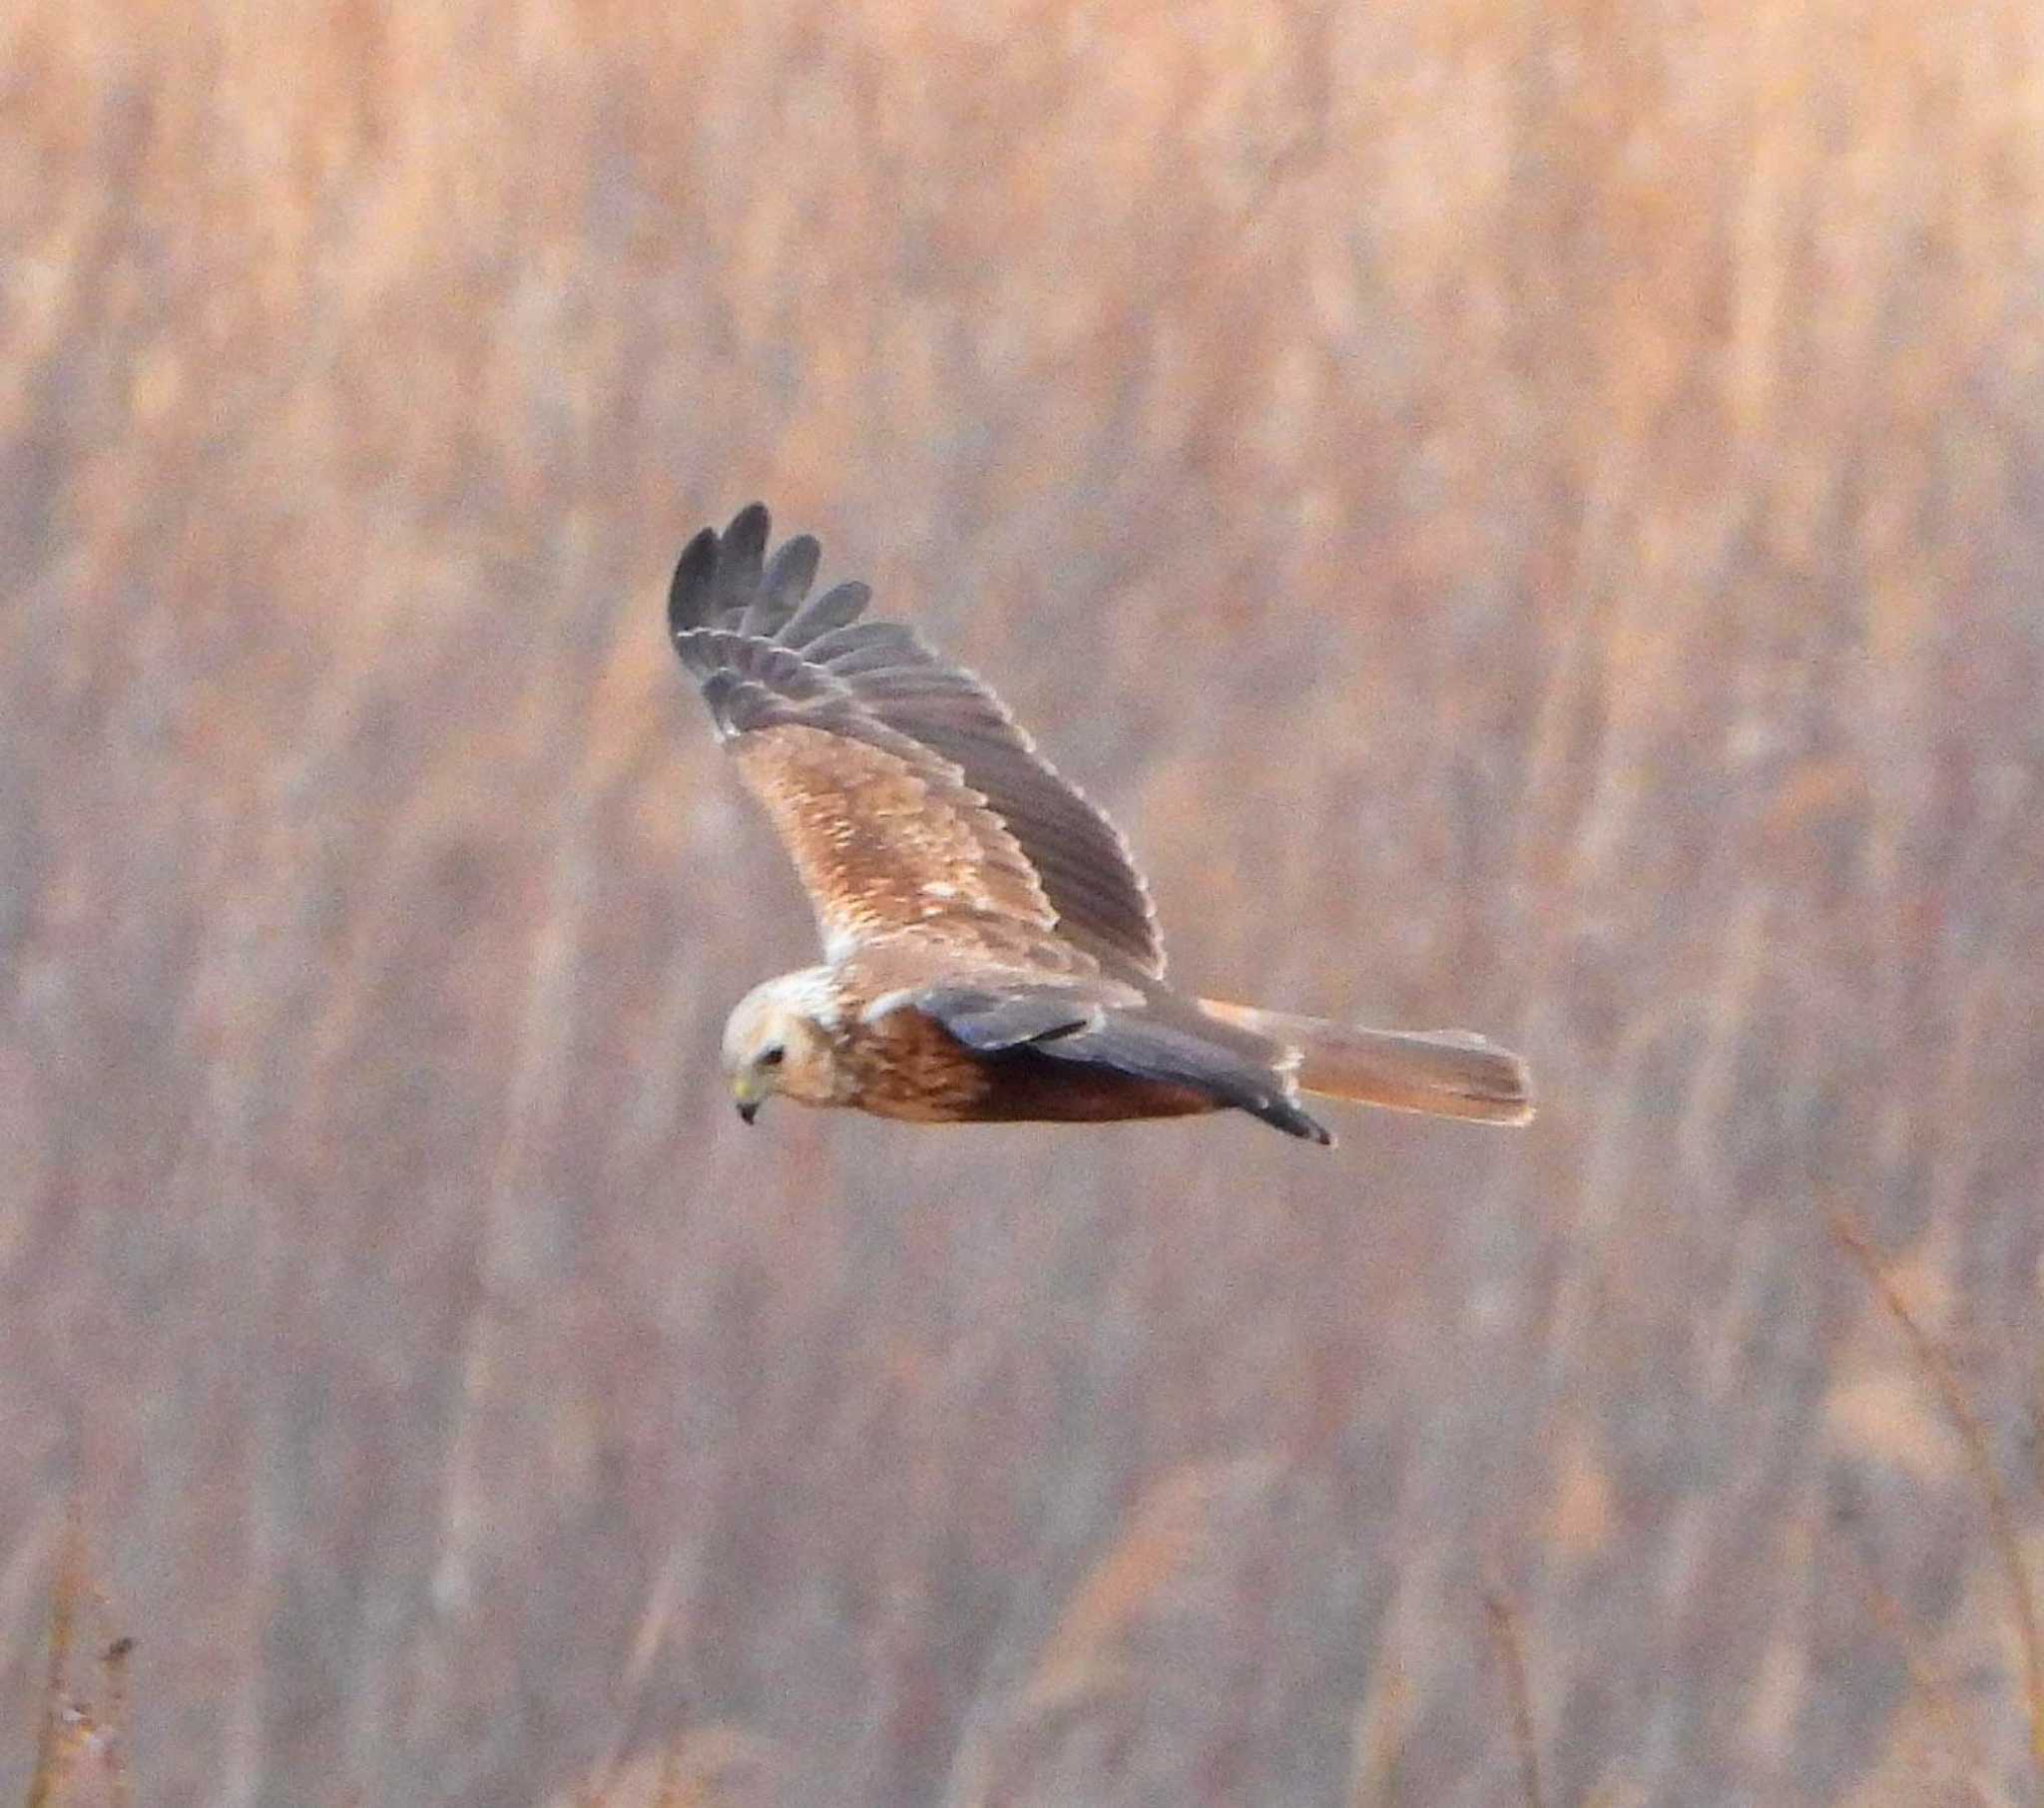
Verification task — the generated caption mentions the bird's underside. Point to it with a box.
[668,504,1533,1144]
[828,952,1338,1140]
[830,986,1246,1130]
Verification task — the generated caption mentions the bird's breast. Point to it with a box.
[837,1006,990,1123]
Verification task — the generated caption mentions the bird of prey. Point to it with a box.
[668,505,1532,1145]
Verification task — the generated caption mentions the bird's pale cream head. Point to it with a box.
[722,969,842,1122]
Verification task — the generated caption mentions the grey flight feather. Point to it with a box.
[914,982,1329,1141]
[913,984,1106,1050]
[1031,1010,1332,1143]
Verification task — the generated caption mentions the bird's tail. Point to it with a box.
[1197,1000,1534,1127]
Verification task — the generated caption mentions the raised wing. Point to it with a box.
[668,504,1167,976]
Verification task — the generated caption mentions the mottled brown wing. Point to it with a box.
[727,722,1061,964]
[669,504,1167,975]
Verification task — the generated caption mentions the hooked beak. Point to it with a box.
[732,1070,765,1125]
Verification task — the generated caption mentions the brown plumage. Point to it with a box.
[670,504,1533,1144]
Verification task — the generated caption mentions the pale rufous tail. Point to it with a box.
[1197,1000,1535,1127]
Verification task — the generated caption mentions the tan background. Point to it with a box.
[6,1,2044,1803]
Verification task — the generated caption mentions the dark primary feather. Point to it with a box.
[670,504,1167,977]
[781,582,872,647]
[710,503,767,615]
[1027,1006,1331,1142]
[743,534,820,636]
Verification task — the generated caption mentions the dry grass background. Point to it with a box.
[4,0,2044,1802]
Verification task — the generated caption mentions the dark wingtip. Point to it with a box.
[1282,1095,1335,1143]
[668,525,722,637]
[673,505,847,648]
[670,505,775,639]
[716,503,770,602]
[727,501,770,540]
[1266,1096,1334,1143]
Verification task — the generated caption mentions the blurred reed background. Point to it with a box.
[4,0,2044,1802]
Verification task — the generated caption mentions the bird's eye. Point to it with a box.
[760,1045,785,1067]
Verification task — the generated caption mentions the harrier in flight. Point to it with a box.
[669,506,1532,1144]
